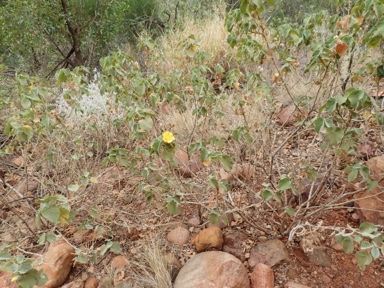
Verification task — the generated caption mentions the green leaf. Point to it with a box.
[18,262,32,274]
[38,234,46,245]
[371,247,380,259]
[277,176,292,190]
[220,155,233,172]
[355,250,373,270]
[209,208,221,224]
[367,179,378,191]
[17,273,37,288]
[231,129,240,141]
[326,98,337,113]
[284,207,295,216]
[41,206,60,224]
[326,126,344,145]
[0,252,12,260]
[313,117,325,133]
[360,241,372,250]
[347,167,358,182]
[262,189,273,201]
[342,236,354,254]
[20,97,31,109]
[244,132,253,144]
[75,253,88,264]
[46,233,56,243]
[99,244,109,256]
[370,15,384,37]
[138,117,153,132]
[88,207,100,219]
[372,234,384,245]
[110,242,122,254]
[167,199,179,215]
[134,81,146,96]
[68,184,80,192]
[162,145,175,163]
[359,222,376,236]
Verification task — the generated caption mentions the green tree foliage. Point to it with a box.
[265,0,338,26]
[0,0,162,74]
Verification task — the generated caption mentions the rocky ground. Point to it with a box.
[1,155,384,288]
[1,88,384,287]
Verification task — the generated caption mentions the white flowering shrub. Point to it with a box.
[55,72,123,125]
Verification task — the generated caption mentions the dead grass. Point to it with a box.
[155,4,235,73]
[133,240,174,288]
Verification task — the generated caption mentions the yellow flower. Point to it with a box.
[162,131,175,143]
[11,276,18,282]
[29,84,34,90]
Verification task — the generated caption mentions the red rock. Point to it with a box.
[167,226,190,245]
[306,248,331,267]
[41,239,75,288]
[248,239,290,268]
[174,150,202,178]
[278,104,298,126]
[188,217,200,226]
[223,230,248,262]
[219,163,256,182]
[366,156,384,185]
[354,156,384,225]
[61,279,84,288]
[110,255,129,269]
[84,278,99,288]
[250,263,274,288]
[195,226,223,252]
[0,272,18,288]
[174,251,250,288]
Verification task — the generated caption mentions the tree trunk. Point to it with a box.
[60,0,84,67]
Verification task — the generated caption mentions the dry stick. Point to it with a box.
[256,14,300,113]
[0,193,38,240]
[267,61,333,185]
[224,199,270,234]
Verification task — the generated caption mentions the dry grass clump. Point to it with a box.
[117,240,174,288]
[156,4,235,73]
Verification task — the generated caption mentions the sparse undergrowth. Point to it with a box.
[1,0,384,287]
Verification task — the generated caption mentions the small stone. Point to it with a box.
[188,217,200,226]
[258,236,267,242]
[111,255,129,269]
[41,238,75,288]
[332,243,343,252]
[167,226,190,245]
[84,278,99,288]
[352,213,359,220]
[219,163,256,182]
[278,104,298,126]
[287,267,299,279]
[250,263,274,288]
[248,239,290,268]
[174,150,202,178]
[12,156,23,167]
[307,248,331,267]
[174,251,250,288]
[223,230,248,262]
[195,226,223,252]
[61,279,84,288]
[320,275,332,284]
